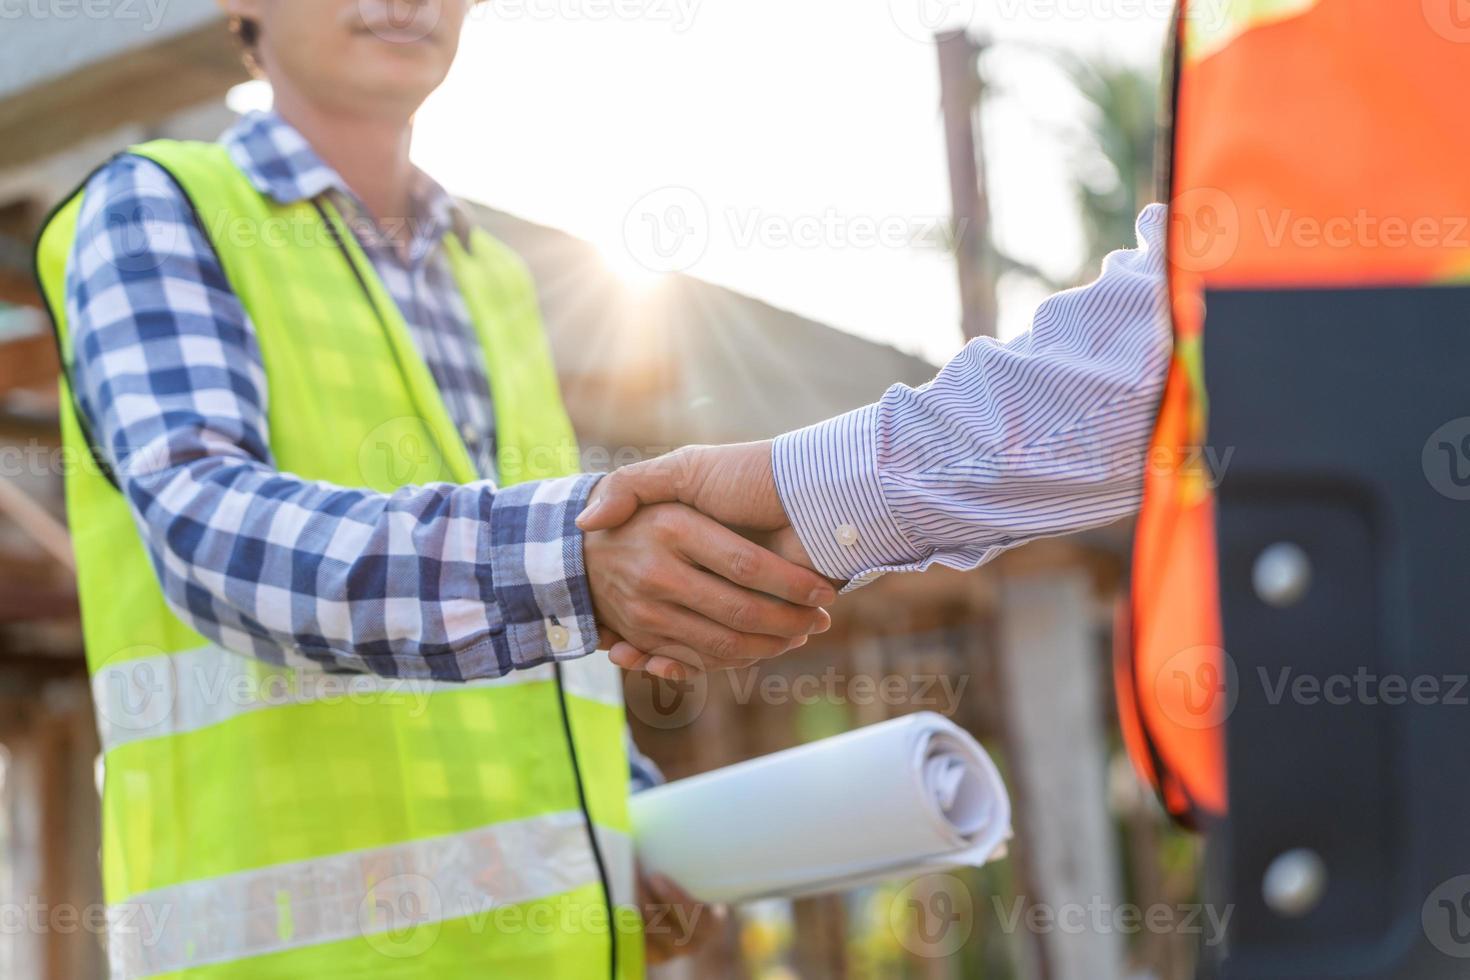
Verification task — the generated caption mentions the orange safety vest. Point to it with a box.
[1121,0,1470,827]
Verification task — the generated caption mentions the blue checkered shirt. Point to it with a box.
[65,111,605,679]
[66,111,663,789]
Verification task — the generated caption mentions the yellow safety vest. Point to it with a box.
[35,140,642,979]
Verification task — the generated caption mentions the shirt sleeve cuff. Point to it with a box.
[772,403,927,591]
[489,473,602,668]
[627,730,665,793]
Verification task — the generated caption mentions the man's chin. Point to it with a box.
[350,30,451,69]
[339,50,448,104]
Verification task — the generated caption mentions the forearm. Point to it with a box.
[774,204,1173,587]
[121,442,598,679]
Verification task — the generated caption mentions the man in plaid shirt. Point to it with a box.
[64,0,835,963]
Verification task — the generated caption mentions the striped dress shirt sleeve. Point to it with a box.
[773,203,1173,589]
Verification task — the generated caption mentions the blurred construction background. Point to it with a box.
[0,4,1198,978]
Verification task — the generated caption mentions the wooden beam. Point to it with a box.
[0,22,246,171]
[0,333,60,394]
[0,476,73,572]
[0,584,78,624]
[0,268,40,307]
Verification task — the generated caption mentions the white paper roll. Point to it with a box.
[630,711,1012,904]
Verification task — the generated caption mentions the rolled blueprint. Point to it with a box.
[630,711,1011,904]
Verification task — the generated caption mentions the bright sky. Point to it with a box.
[235,1,1173,365]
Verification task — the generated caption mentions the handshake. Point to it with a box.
[577,440,841,680]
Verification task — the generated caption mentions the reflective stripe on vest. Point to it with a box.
[35,140,640,979]
[108,812,635,980]
[91,647,625,753]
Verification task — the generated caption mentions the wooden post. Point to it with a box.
[1119,776,1176,977]
[939,29,1125,978]
[0,678,103,980]
[995,555,1124,980]
[936,30,998,343]
[0,269,41,307]
[46,681,104,980]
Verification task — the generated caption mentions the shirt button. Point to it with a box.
[546,623,571,652]
[834,524,860,548]
[460,422,477,445]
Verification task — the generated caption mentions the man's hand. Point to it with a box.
[577,442,786,534]
[638,867,724,965]
[579,444,846,679]
[604,524,838,678]
[584,502,834,679]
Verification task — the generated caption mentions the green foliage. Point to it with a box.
[1053,54,1161,278]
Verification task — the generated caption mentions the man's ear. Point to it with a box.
[215,0,264,20]
[217,0,267,77]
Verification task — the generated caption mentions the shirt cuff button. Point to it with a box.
[834,523,860,548]
[546,622,571,652]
